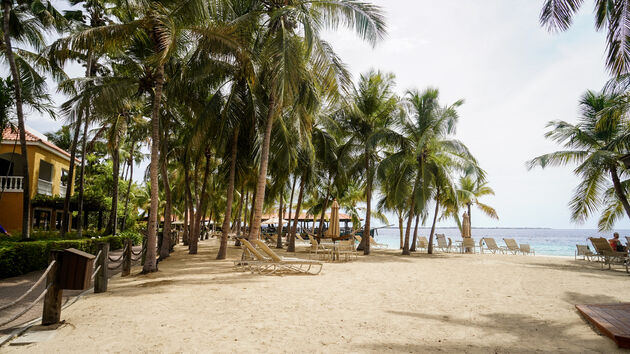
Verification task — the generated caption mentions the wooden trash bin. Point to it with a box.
[59,248,96,290]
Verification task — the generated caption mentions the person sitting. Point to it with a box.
[609,232,627,252]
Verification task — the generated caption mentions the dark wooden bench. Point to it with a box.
[576,303,630,348]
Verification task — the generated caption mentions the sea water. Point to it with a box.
[372,228,630,257]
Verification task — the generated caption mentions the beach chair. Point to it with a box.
[417,237,428,252]
[503,238,520,255]
[435,234,452,252]
[309,237,333,261]
[294,233,310,245]
[252,239,323,275]
[370,236,388,249]
[575,244,594,261]
[588,237,628,272]
[479,237,505,254]
[336,239,358,262]
[519,243,535,255]
[233,239,269,272]
[460,237,476,253]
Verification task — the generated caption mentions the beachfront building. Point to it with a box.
[0,128,76,233]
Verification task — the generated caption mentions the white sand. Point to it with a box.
[4,239,629,353]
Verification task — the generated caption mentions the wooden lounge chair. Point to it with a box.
[417,237,428,252]
[308,237,333,261]
[503,238,520,255]
[460,237,476,253]
[233,239,269,272]
[519,243,535,255]
[479,237,505,254]
[252,239,323,275]
[435,234,452,252]
[589,237,628,272]
[575,244,594,261]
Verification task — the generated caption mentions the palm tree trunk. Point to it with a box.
[403,173,421,255]
[398,213,404,249]
[142,63,164,273]
[183,164,191,246]
[190,150,211,254]
[4,2,30,240]
[610,167,630,219]
[410,214,420,252]
[218,129,238,259]
[427,188,440,254]
[246,181,257,240]
[234,185,244,236]
[61,117,82,235]
[76,53,94,237]
[276,189,284,248]
[363,156,373,255]
[105,140,120,235]
[248,98,276,241]
[159,121,172,259]
[288,176,305,252]
[317,177,332,239]
[287,175,296,231]
[121,144,135,231]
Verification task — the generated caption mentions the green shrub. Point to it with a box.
[0,234,129,279]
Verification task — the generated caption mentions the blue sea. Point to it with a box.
[371,227,630,257]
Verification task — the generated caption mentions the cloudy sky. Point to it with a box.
[25,1,629,229]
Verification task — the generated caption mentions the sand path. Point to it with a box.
[3,239,629,353]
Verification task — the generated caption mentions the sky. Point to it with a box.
[20,1,630,229]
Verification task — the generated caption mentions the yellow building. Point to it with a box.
[0,128,77,233]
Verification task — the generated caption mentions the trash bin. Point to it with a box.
[59,248,96,290]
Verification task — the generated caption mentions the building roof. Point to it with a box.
[1,127,76,161]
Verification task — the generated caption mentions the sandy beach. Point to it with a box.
[3,239,629,353]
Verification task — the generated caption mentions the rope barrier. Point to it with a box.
[0,261,56,312]
[0,284,51,327]
[131,247,142,256]
[93,250,102,263]
[107,245,127,262]
[90,265,102,281]
[107,261,123,270]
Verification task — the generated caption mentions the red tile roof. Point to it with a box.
[2,127,74,160]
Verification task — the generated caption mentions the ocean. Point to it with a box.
[371,227,630,257]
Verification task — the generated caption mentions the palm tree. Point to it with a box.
[338,70,399,255]
[539,0,630,76]
[1,0,66,239]
[457,175,498,232]
[528,89,630,230]
[245,0,387,243]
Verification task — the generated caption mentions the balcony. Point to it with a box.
[0,176,24,192]
[37,179,53,196]
[59,184,67,197]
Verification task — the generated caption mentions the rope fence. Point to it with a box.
[0,284,51,328]
[0,261,56,312]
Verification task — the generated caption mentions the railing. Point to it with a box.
[59,184,67,197]
[0,176,24,192]
[37,179,53,196]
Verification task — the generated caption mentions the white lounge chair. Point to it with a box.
[575,244,594,261]
[252,239,323,275]
[479,237,506,254]
[519,243,535,255]
[435,234,452,252]
[503,238,520,255]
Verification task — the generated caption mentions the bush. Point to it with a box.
[0,234,135,279]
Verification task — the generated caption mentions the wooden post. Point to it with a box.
[42,250,63,326]
[94,242,108,293]
[122,239,131,276]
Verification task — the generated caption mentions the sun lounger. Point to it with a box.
[417,237,428,252]
[519,243,534,255]
[308,237,333,261]
[589,237,628,272]
[435,234,452,252]
[459,238,476,253]
[252,239,323,275]
[294,233,310,245]
[370,236,388,249]
[479,237,506,254]
[336,239,358,261]
[503,238,520,255]
[233,239,270,271]
[575,244,594,261]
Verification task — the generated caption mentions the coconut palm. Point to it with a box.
[337,70,399,255]
[457,175,498,232]
[528,89,630,229]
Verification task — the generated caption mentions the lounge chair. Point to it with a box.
[370,236,388,249]
[575,244,594,261]
[336,239,358,261]
[519,243,535,255]
[435,234,452,252]
[233,239,269,271]
[588,237,628,272]
[479,237,505,254]
[417,237,428,252]
[252,239,323,275]
[503,238,520,255]
[294,233,310,245]
[459,237,476,253]
[309,237,333,261]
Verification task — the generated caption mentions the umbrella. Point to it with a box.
[324,199,340,238]
[461,211,471,238]
[263,217,288,225]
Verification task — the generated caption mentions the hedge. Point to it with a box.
[0,233,142,279]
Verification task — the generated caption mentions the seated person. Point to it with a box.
[609,232,627,252]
